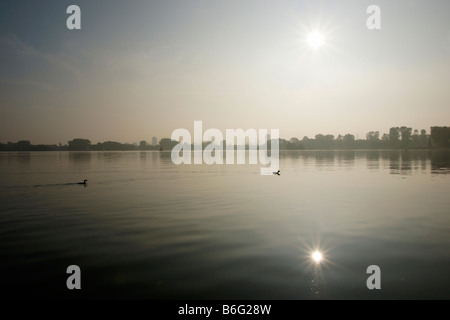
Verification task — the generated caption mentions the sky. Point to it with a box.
[1,0,449,144]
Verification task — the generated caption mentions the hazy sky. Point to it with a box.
[1,0,449,144]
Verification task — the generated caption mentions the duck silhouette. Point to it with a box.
[78,179,88,185]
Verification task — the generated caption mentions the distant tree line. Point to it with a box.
[1,126,449,151]
[0,139,160,151]
[64,139,161,151]
[281,126,449,150]
[0,140,60,151]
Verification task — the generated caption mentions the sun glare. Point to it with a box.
[307,31,324,49]
[312,250,323,263]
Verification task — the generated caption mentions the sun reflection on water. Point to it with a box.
[312,250,323,263]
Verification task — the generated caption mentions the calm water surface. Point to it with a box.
[0,150,449,299]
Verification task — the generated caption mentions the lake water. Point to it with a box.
[1,150,449,299]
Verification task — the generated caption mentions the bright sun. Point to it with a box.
[312,250,323,263]
[307,31,324,49]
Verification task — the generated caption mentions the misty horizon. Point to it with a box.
[0,125,444,147]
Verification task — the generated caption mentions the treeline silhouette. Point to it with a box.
[0,139,160,151]
[1,126,449,151]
